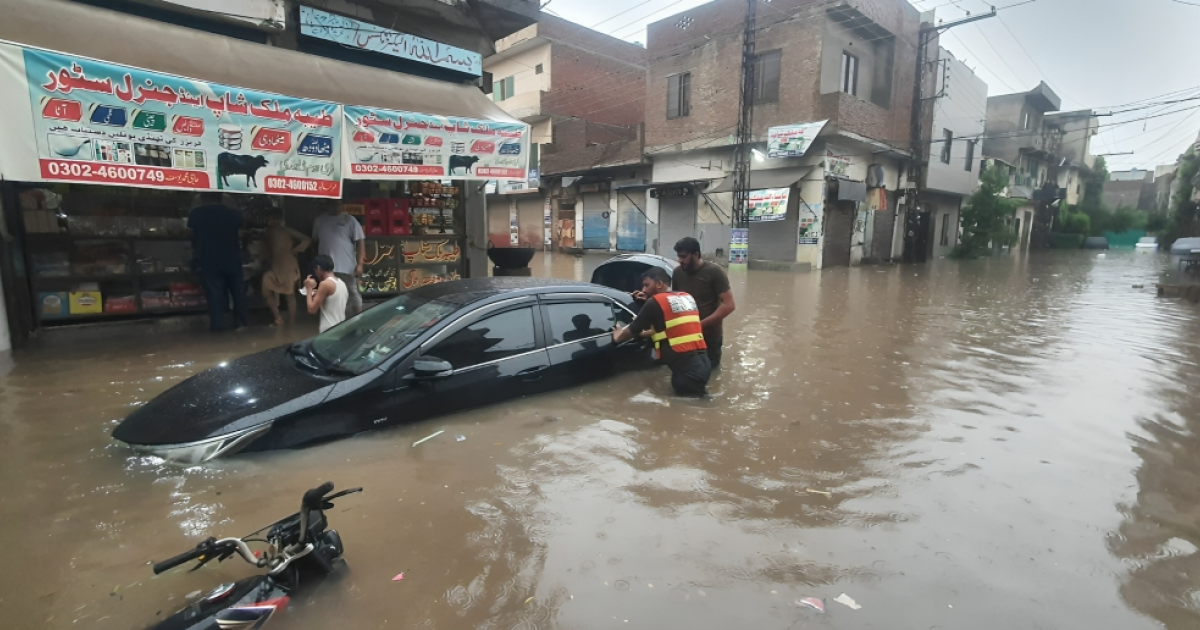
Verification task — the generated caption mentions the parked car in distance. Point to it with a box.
[1170,237,1200,256]
[1135,237,1158,250]
[113,256,675,463]
[1082,236,1110,250]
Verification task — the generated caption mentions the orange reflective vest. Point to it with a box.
[650,292,707,358]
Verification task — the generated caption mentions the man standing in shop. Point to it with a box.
[671,237,735,367]
[189,192,249,332]
[312,205,365,318]
[613,267,710,396]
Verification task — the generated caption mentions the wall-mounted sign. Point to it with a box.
[300,7,482,77]
[345,105,529,181]
[825,145,852,178]
[729,228,748,264]
[767,120,827,159]
[748,187,790,222]
[7,43,342,197]
[650,185,693,199]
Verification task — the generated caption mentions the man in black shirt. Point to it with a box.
[613,267,712,396]
[188,192,248,332]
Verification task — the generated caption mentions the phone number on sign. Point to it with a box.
[43,160,170,183]
[350,164,444,175]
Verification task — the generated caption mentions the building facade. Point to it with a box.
[921,47,988,259]
[482,14,648,252]
[641,0,920,268]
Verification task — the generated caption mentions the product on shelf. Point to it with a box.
[140,291,171,309]
[38,292,68,318]
[169,282,205,308]
[31,252,70,277]
[104,295,138,314]
[68,291,102,315]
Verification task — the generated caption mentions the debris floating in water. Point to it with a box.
[392,573,404,581]
[455,434,466,442]
[630,390,669,406]
[795,597,825,613]
[834,593,862,610]
[804,488,832,498]
[412,430,444,447]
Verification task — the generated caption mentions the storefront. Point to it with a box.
[0,1,529,339]
[707,169,811,263]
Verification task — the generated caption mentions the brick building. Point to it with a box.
[641,0,921,267]
[483,14,648,251]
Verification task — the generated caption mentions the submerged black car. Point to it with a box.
[114,256,676,463]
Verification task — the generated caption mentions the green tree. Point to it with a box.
[1163,149,1200,244]
[1080,156,1109,215]
[952,165,1022,258]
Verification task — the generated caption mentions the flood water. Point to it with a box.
[3,250,1199,629]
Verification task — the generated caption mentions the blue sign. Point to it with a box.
[89,105,127,127]
[498,142,522,155]
[297,134,334,157]
[300,6,482,77]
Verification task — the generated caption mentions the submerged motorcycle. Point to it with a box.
[145,482,361,629]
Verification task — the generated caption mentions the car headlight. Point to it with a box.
[129,424,272,464]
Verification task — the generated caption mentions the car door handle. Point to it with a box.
[517,365,549,380]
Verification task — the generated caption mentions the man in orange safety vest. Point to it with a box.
[612,266,712,396]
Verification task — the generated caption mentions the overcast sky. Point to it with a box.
[545,0,1200,173]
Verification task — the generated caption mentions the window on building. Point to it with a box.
[492,75,515,102]
[940,213,951,246]
[965,140,976,171]
[841,52,859,96]
[535,64,543,74]
[667,72,691,119]
[752,50,782,103]
[941,129,953,164]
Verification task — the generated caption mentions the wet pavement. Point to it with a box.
[2,249,1199,629]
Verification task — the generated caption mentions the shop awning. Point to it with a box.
[0,0,521,124]
[707,167,812,193]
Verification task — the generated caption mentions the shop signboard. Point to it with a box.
[300,6,482,77]
[729,228,748,264]
[345,105,530,181]
[10,45,343,197]
[825,145,852,178]
[767,120,827,159]
[748,187,790,222]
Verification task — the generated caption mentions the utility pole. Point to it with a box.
[732,0,757,230]
[905,9,996,262]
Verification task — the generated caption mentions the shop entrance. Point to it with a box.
[903,208,931,263]
[581,193,609,250]
[822,201,855,268]
[657,195,695,257]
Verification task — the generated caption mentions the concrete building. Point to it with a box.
[482,14,648,251]
[641,0,920,268]
[982,82,1075,249]
[1105,169,1157,212]
[1044,109,1099,207]
[922,47,988,259]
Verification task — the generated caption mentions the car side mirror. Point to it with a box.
[409,358,453,380]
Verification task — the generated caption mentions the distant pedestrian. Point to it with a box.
[261,214,311,327]
[671,237,735,367]
[189,192,249,332]
[312,206,365,318]
[613,267,711,396]
[304,255,349,333]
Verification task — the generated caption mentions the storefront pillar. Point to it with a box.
[465,183,488,278]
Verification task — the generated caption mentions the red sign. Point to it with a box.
[424,136,443,147]
[475,167,525,178]
[470,140,495,154]
[350,163,444,176]
[251,128,292,153]
[353,130,375,143]
[42,98,82,122]
[172,116,205,136]
[40,159,211,188]
[263,175,342,197]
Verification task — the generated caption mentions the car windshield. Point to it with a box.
[310,294,459,373]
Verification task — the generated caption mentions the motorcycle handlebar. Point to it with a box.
[153,538,214,575]
[302,482,335,510]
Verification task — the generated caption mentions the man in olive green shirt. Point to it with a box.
[671,237,735,366]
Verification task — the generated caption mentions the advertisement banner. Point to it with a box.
[22,47,342,197]
[300,6,482,77]
[729,228,748,264]
[748,187,790,222]
[344,105,530,181]
[825,145,852,178]
[767,120,827,159]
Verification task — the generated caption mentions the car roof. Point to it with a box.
[407,276,625,306]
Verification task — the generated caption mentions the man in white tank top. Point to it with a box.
[304,255,349,332]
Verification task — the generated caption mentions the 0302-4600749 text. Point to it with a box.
[43,160,168,183]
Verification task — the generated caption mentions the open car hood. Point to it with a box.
[113,347,333,447]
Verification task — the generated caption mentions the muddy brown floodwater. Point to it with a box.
[2,250,1199,629]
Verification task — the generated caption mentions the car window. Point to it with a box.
[546,301,615,344]
[611,300,636,325]
[425,307,537,369]
[311,294,458,373]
